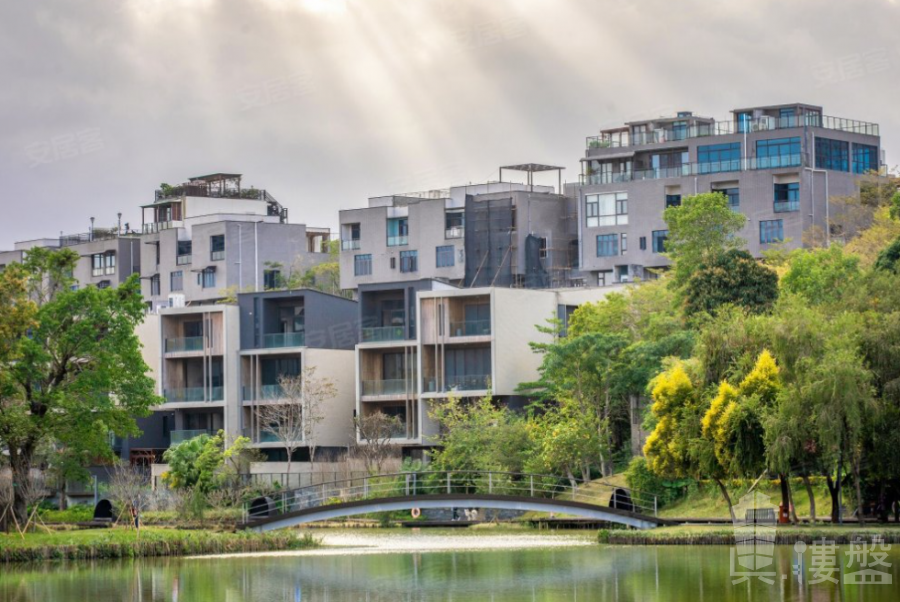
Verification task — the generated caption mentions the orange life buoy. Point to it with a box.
[411,508,421,519]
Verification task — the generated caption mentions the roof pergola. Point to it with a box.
[498,163,565,192]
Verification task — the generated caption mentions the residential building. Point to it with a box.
[571,103,883,285]
[237,289,358,462]
[356,283,623,453]
[339,165,583,294]
[140,173,331,309]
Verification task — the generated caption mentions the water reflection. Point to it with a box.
[1,545,899,601]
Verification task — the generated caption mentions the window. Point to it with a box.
[445,210,464,238]
[620,233,628,255]
[91,252,116,276]
[698,142,741,173]
[97,280,111,290]
[199,267,216,288]
[436,245,455,268]
[665,194,681,208]
[736,112,753,134]
[815,137,849,172]
[639,236,647,251]
[779,107,796,126]
[155,242,160,266]
[585,192,628,227]
[399,250,418,273]
[354,254,372,276]
[170,271,183,292]
[390,257,396,270]
[176,240,192,265]
[714,187,740,209]
[755,137,802,168]
[387,218,408,246]
[263,269,281,290]
[760,220,784,244]
[150,275,160,296]
[774,182,800,213]
[91,253,104,277]
[210,235,225,261]
[596,234,619,257]
[341,223,361,250]
[652,230,668,254]
[651,151,689,175]
[852,143,879,174]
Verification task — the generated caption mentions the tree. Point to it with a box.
[161,430,253,492]
[781,245,861,306]
[107,461,151,530]
[0,248,158,526]
[529,404,600,485]
[352,412,403,474]
[683,249,778,317]
[874,237,900,274]
[662,192,747,287]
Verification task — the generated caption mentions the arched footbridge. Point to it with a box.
[240,471,672,531]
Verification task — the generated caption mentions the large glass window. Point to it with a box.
[760,220,784,244]
[698,142,741,174]
[176,240,192,265]
[596,234,619,257]
[445,210,464,238]
[774,182,800,213]
[714,187,740,209]
[736,112,753,133]
[651,151,689,176]
[652,230,668,254]
[665,194,682,208]
[585,192,628,227]
[354,254,372,276]
[341,223,361,250]
[756,137,802,168]
[170,270,183,292]
[815,137,850,172]
[210,235,225,261]
[436,245,455,268]
[387,218,408,247]
[200,268,216,288]
[399,250,418,273]
[852,143,879,174]
[263,269,281,290]
[150,275,160,296]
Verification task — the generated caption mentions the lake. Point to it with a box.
[2,531,899,601]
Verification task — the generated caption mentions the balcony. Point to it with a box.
[361,379,410,397]
[585,113,879,151]
[169,429,212,446]
[211,250,225,261]
[241,428,282,444]
[449,320,491,337]
[163,387,224,403]
[361,325,406,343]
[748,154,804,170]
[242,384,287,401]
[582,155,805,185]
[341,239,361,251]
[263,332,305,348]
[445,227,464,239]
[165,336,205,353]
[142,221,184,234]
[176,254,192,265]
[426,374,490,393]
[387,235,408,247]
[154,185,275,203]
[774,200,800,213]
[59,229,120,247]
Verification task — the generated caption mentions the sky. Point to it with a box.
[1,0,898,247]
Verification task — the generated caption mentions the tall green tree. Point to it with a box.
[684,249,778,317]
[662,192,747,287]
[0,248,158,525]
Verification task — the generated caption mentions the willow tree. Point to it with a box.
[0,248,158,526]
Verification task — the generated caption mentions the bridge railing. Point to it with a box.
[243,471,658,524]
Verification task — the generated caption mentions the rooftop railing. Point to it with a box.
[154,186,275,203]
[142,221,183,234]
[59,229,122,247]
[586,113,879,150]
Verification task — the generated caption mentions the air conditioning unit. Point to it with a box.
[168,294,186,308]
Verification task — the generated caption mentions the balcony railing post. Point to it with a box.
[405,473,410,497]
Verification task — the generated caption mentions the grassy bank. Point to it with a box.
[655,478,833,519]
[601,524,900,545]
[0,527,318,563]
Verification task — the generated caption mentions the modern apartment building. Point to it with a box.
[0,227,141,290]
[355,284,622,452]
[140,173,332,309]
[570,102,882,285]
[339,166,583,294]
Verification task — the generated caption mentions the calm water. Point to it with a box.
[2,543,900,601]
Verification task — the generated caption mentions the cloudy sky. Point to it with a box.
[1,0,898,247]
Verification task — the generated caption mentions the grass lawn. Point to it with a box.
[0,526,318,562]
[658,478,833,520]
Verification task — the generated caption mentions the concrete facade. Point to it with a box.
[570,103,882,285]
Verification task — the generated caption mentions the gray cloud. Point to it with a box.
[1,0,897,245]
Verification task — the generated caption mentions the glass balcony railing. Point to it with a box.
[176,254,192,265]
[241,428,282,444]
[449,320,491,337]
[424,374,490,393]
[774,200,800,213]
[165,336,204,353]
[387,235,408,247]
[341,239,361,251]
[445,227,464,239]
[263,332,305,348]
[361,379,410,396]
[361,325,406,342]
[242,384,288,401]
[748,154,804,170]
[163,387,224,403]
[169,429,212,446]
[582,155,806,185]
